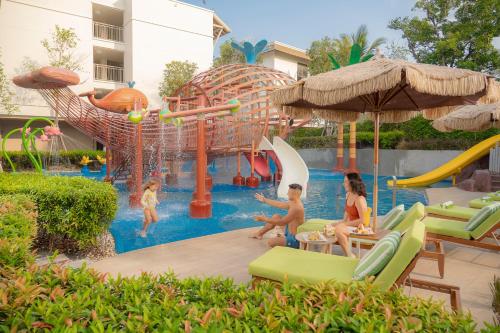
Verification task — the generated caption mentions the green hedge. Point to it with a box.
[0,266,482,332]
[0,194,37,267]
[288,131,405,149]
[0,173,117,249]
[1,150,104,171]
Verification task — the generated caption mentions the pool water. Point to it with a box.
[104,169,428,253]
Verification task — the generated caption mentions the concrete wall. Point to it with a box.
[297,148,464,177]
[262,51,299,79]
[0,0,94,117]
[129,0,214,108]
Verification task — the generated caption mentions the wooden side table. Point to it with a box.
[348,229,390,258]
[295,232,336,254]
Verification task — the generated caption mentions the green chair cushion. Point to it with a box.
[373,220,425,291]
[392,202,425,232]
[382,205,405,230]
[353,231,401,280]
[465,202,500,231]
[470,207,500,240]
[297,218,333,233]
[489,192,500,200]
[423,217,472,239]
[248,247,359,284]
[426,204,478,220]
[469,197,497,209]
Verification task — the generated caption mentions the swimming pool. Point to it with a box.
[105,169,428,253]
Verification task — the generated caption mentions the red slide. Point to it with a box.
[243,152,271,178]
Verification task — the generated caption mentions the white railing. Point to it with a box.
[93,21,123,42]
[94,64,124,82]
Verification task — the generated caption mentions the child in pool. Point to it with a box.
[139,179,160,237]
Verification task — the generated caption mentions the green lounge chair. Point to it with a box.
[298,202,425,233]
[422,208,500,252]
[469,196,499,209]
[249,220,461,310]
[426,204,479,221]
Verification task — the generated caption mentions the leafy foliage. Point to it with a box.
[308,25,386,75]
[213,39,253,68]
[491,275,500,325]
[0,195,37,268]
[0,173,117,249]
[0,50,19,114]
[1,150,104,171]
[158,60,198,97]
[288,131,405,149]
[41,25,83,71]
[389,0,500,74]
[0,264,479,332]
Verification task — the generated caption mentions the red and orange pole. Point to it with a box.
[246,140,259,187]
[333,122,344,172]
[190,97,212,218]
[347,121,358,173]
[233,151,244,185]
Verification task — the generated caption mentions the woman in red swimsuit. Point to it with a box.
[334,173,368,257]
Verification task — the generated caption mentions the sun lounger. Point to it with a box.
[423,208,500,252]
[426,204,479,221]
[298,202,425,233]
[421,206,500,280]
[469,195,499,209]
[249,220,462,310]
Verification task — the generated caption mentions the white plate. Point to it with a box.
[307,233,326,242]
[348,226,375,236]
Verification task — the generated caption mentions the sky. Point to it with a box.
[183,0,418,55]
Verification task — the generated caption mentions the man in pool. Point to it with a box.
[251,183,305,248]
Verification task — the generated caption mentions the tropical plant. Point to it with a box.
[0,264,479,332]
[328,24,386,69]
[0,50,19,114]
[491,275,500,324]
[389,0,500,74]
[213,39,246,67]
[41,25,83,71]
[158,60,198,97]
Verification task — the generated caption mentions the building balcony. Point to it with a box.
[94,64,124,83]
[93,21,123,43]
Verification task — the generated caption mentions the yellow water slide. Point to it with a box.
[388,134,500,188]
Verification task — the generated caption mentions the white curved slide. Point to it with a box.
[272,136,309,199]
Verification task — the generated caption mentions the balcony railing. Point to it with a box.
[93,21,123,42]
[94,64,124,83]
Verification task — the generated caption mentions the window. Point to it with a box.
[297,63,309,80]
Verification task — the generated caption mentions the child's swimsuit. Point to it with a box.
[141,189,158,210]
[285,225,299,249]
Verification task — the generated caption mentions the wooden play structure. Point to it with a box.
[13,64,309,218]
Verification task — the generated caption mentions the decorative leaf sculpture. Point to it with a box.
[231,40,268,64]
[328,43,374,70]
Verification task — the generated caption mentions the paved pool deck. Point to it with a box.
[90,187,499,327]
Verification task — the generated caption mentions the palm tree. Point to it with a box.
[329,25,386,68]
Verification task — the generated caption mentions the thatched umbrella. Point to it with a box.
[432,103,500,132]
[272,57,491,228]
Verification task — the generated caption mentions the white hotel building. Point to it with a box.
[0,0,308,150]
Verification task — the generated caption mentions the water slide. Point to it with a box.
[388,134,500,188]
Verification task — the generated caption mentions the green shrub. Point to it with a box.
[0,194,37,267]
[0,173,117,249]
[1,150,104,171]
[288,131,404,149]
[0,264,479,332]
[290,127,324,137]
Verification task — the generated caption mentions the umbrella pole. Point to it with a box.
[372,112,380,230]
